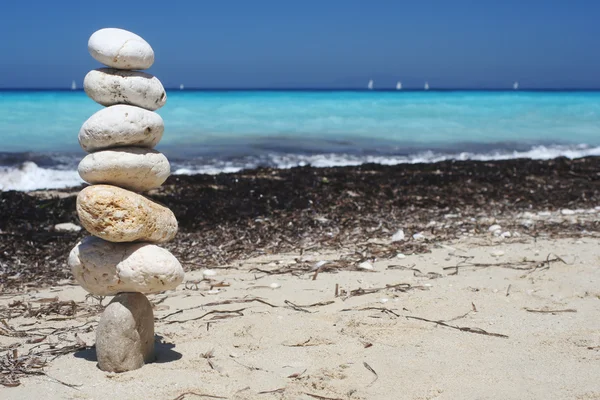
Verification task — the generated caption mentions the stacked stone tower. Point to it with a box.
[68,28,184,372]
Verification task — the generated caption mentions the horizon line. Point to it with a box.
[3,87,600,92]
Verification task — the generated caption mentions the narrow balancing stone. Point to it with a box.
[68,28,183,373]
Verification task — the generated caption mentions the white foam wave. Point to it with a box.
[3,145,600,191]
[174,144,600,175]
[0,162,83,191]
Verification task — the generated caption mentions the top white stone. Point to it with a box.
[88,28,154,70]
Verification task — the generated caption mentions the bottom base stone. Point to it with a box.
[96,292,155,372]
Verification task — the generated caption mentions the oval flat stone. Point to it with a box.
[69,236,184,295]
[79,105,164,152]
[78,148,170,192]
[88,28,154,70]
[77,184,177,243]
[84,69,167,111]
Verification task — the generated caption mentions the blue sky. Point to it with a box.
[1,0,598,89]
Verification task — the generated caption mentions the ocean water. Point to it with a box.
[1,90,600,191]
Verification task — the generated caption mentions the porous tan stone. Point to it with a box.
[76,184,177,243]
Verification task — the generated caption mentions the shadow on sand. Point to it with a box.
[73,335,182,365]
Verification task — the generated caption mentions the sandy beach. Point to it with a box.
[1,158,600,399]
[2,235,600,400]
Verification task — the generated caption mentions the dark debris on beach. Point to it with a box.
[1,157,599,290]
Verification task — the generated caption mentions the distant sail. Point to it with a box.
[424,81,429,91]
[179,84,185,90]
[71,80,76,90]
[367,79,374,90]
[513,81,519,90]
[396,81,402,90]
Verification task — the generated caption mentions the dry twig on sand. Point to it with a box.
[284,300,334,313]
[405,315,509,338]
[0,346,83,388]
[338,282,421,299]
[303,393,344,400]
[443,253,568,274]
[171,391,227,400]
[164,308,246,324]
[257,387,285,395]
[524,308,577,314]
[363,361,379,385]
[158,297,276,321]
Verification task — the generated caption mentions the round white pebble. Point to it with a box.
[78,148,170,192]
[79,105,164,152]
[488,224,502,232]
[84,68,167,111]
[88,28,154,70]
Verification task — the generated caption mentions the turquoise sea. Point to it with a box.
[1,90,600,190]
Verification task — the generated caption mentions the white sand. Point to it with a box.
[1,236,600,400]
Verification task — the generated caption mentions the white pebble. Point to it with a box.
[379,298,389,304]
[561,209,575,215]
[491,251,505,257]
[88,28,154,70]
[84,69,166,111]
[78,148,170,192]
[269,282,281,289]
[202,269,217,277]
[54,222,81,232]
[396,253,406,259]
[412,232,426,240]
[500,231,511,238]
[488,224,502,232]
[391,229,405,242]
[358,261,374,270]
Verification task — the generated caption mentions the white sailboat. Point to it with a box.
[396,81,402,90]
[179,84,185,90]
[424,81,430,91]
[367,79,374,90]
[71,80,77,90]
[513,81,519,90]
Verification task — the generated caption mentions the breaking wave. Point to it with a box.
[2,144,599,192]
